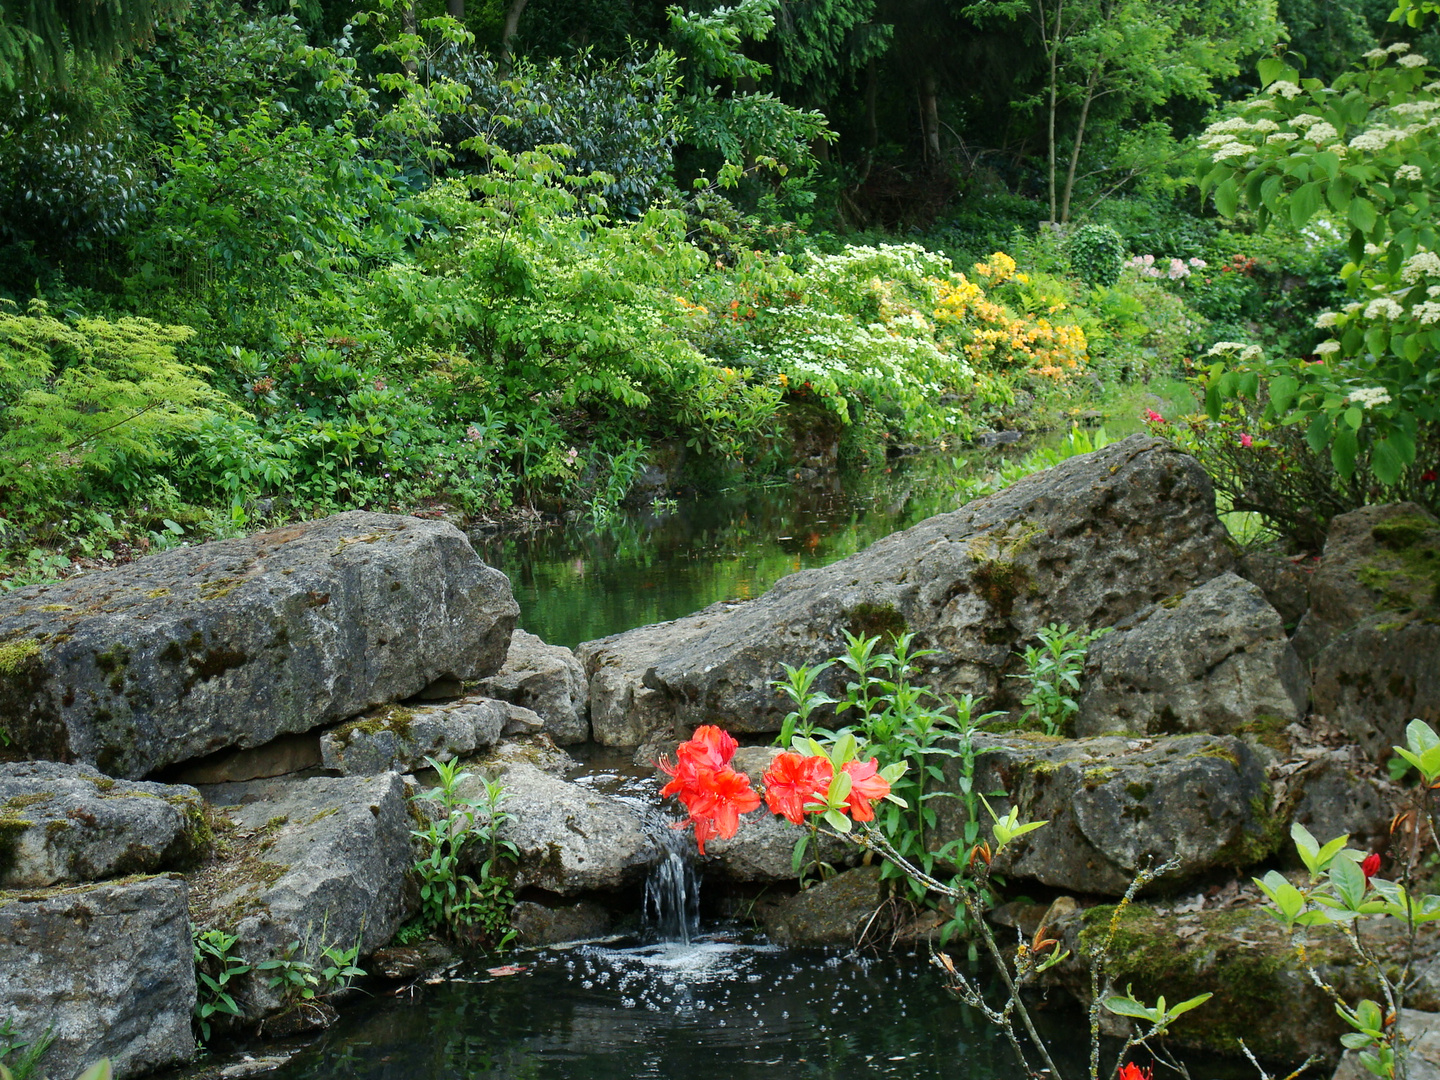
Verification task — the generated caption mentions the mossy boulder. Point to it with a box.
[1045,900,1439,1062]
[318,697,510,775]
[0,760,209,888]
[1076,572,1307,738]
[757,865,884,947]
[580,436,1235,746]
[1296,504,1440,756]
[935,733,1280,895]
[190,773,412,1022]
[0,512,518,778]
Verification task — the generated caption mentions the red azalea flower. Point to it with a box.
[762,752,834,825]
[1119,1063,1153,1080]
[1423,469,1438,483]
[840,758,891,823]
[675,725,738,771]
[1144,409,1166,425]
[1362,852,1381,883]
[1240,433,1253,448]
[682,766,761,853]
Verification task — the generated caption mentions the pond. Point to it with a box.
[473,448,1016,651]
[257,934,1089,1080]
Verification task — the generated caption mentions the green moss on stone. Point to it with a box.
[4,792,53,811]
[0,640,41,675]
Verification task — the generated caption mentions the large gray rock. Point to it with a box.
[1076,573,1307,737]
[0,875,196,1079]
[476,630,590,745]
[466,762,658,895]
[579,437,1234,746]
[319,698,507,775]
[0,512,519,778]
[510,898,613,945]
[1313,620,1440,758]
[936,733,1279,895]
[0,761,209,888]
[1295,504,1440,756]
[192,773,412,1020]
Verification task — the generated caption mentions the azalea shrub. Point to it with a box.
[1198,47,1440,500]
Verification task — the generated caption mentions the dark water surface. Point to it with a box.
[261,936,1087,1080]
[473,454,995,651]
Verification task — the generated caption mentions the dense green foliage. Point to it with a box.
[3,0,1438,579]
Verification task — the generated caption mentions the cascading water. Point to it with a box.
[643,826,701,943]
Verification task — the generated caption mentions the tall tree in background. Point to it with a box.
[966,0,1280,222]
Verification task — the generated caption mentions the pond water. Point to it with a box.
[258,935,1090,1080]
[473,449,1008,651]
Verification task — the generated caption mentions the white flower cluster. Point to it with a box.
[1365,48,1390,61]
[1397,164,1425,181]
[1315,311,1339,328]
[1212,143,1253,162]
[1252,118,1280,133]
[1401,250,1440,283]
[1391,42,1413,54]
[1427,81,1440,93]
[1267,133,1300,145]
[1204,341,1260,360]
[1305,121,1339,143]
[1365,243,1386,256]
[1350,127,1406,152]
[1268,81,1303,99]
[1415,301,1440,324]
[1315,340,1342,355]
[1392,101,1440,117]
[1365,298,1405,320]
[1400,53,1430,68]
[1344,301,1365,314]
[1347,387,1392,408]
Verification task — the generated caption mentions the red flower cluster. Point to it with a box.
[1119,1063,1153,1080]
[658,727,760,854]
[760,751,891,824]
[660,731,894,851]
[1143,408,1166,425]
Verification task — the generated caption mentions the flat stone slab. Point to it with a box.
[0,875,196,1079]
[319,697,509,774]
[191,773,411,1020]
[0,760,208,888]
[0,511,518,778]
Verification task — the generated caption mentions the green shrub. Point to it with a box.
[1067,224,1127,287]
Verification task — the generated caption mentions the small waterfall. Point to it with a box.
[643,827,700,943]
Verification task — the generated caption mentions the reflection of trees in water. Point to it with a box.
[473,453,999,649]
[269,948,1054,1080]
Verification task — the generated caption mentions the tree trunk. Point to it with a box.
[402,3,417,75]
[921,72,940,163]
[499,0,528,75]
[1046,44,1059,223]
[1059,69,1099,223]
[447,0,463,21]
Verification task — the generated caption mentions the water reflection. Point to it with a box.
[473,455,996,650]
[262,941,1081,1080]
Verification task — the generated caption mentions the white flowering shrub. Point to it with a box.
[1197,49,1440,487]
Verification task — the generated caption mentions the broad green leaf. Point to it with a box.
[1372,438,1406,486]
[1269,375,1299,413]
[1332,427,1359,478]
[1215,176,1240,218]
[1349,197,1378,233]
[1291,181,1323,228]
